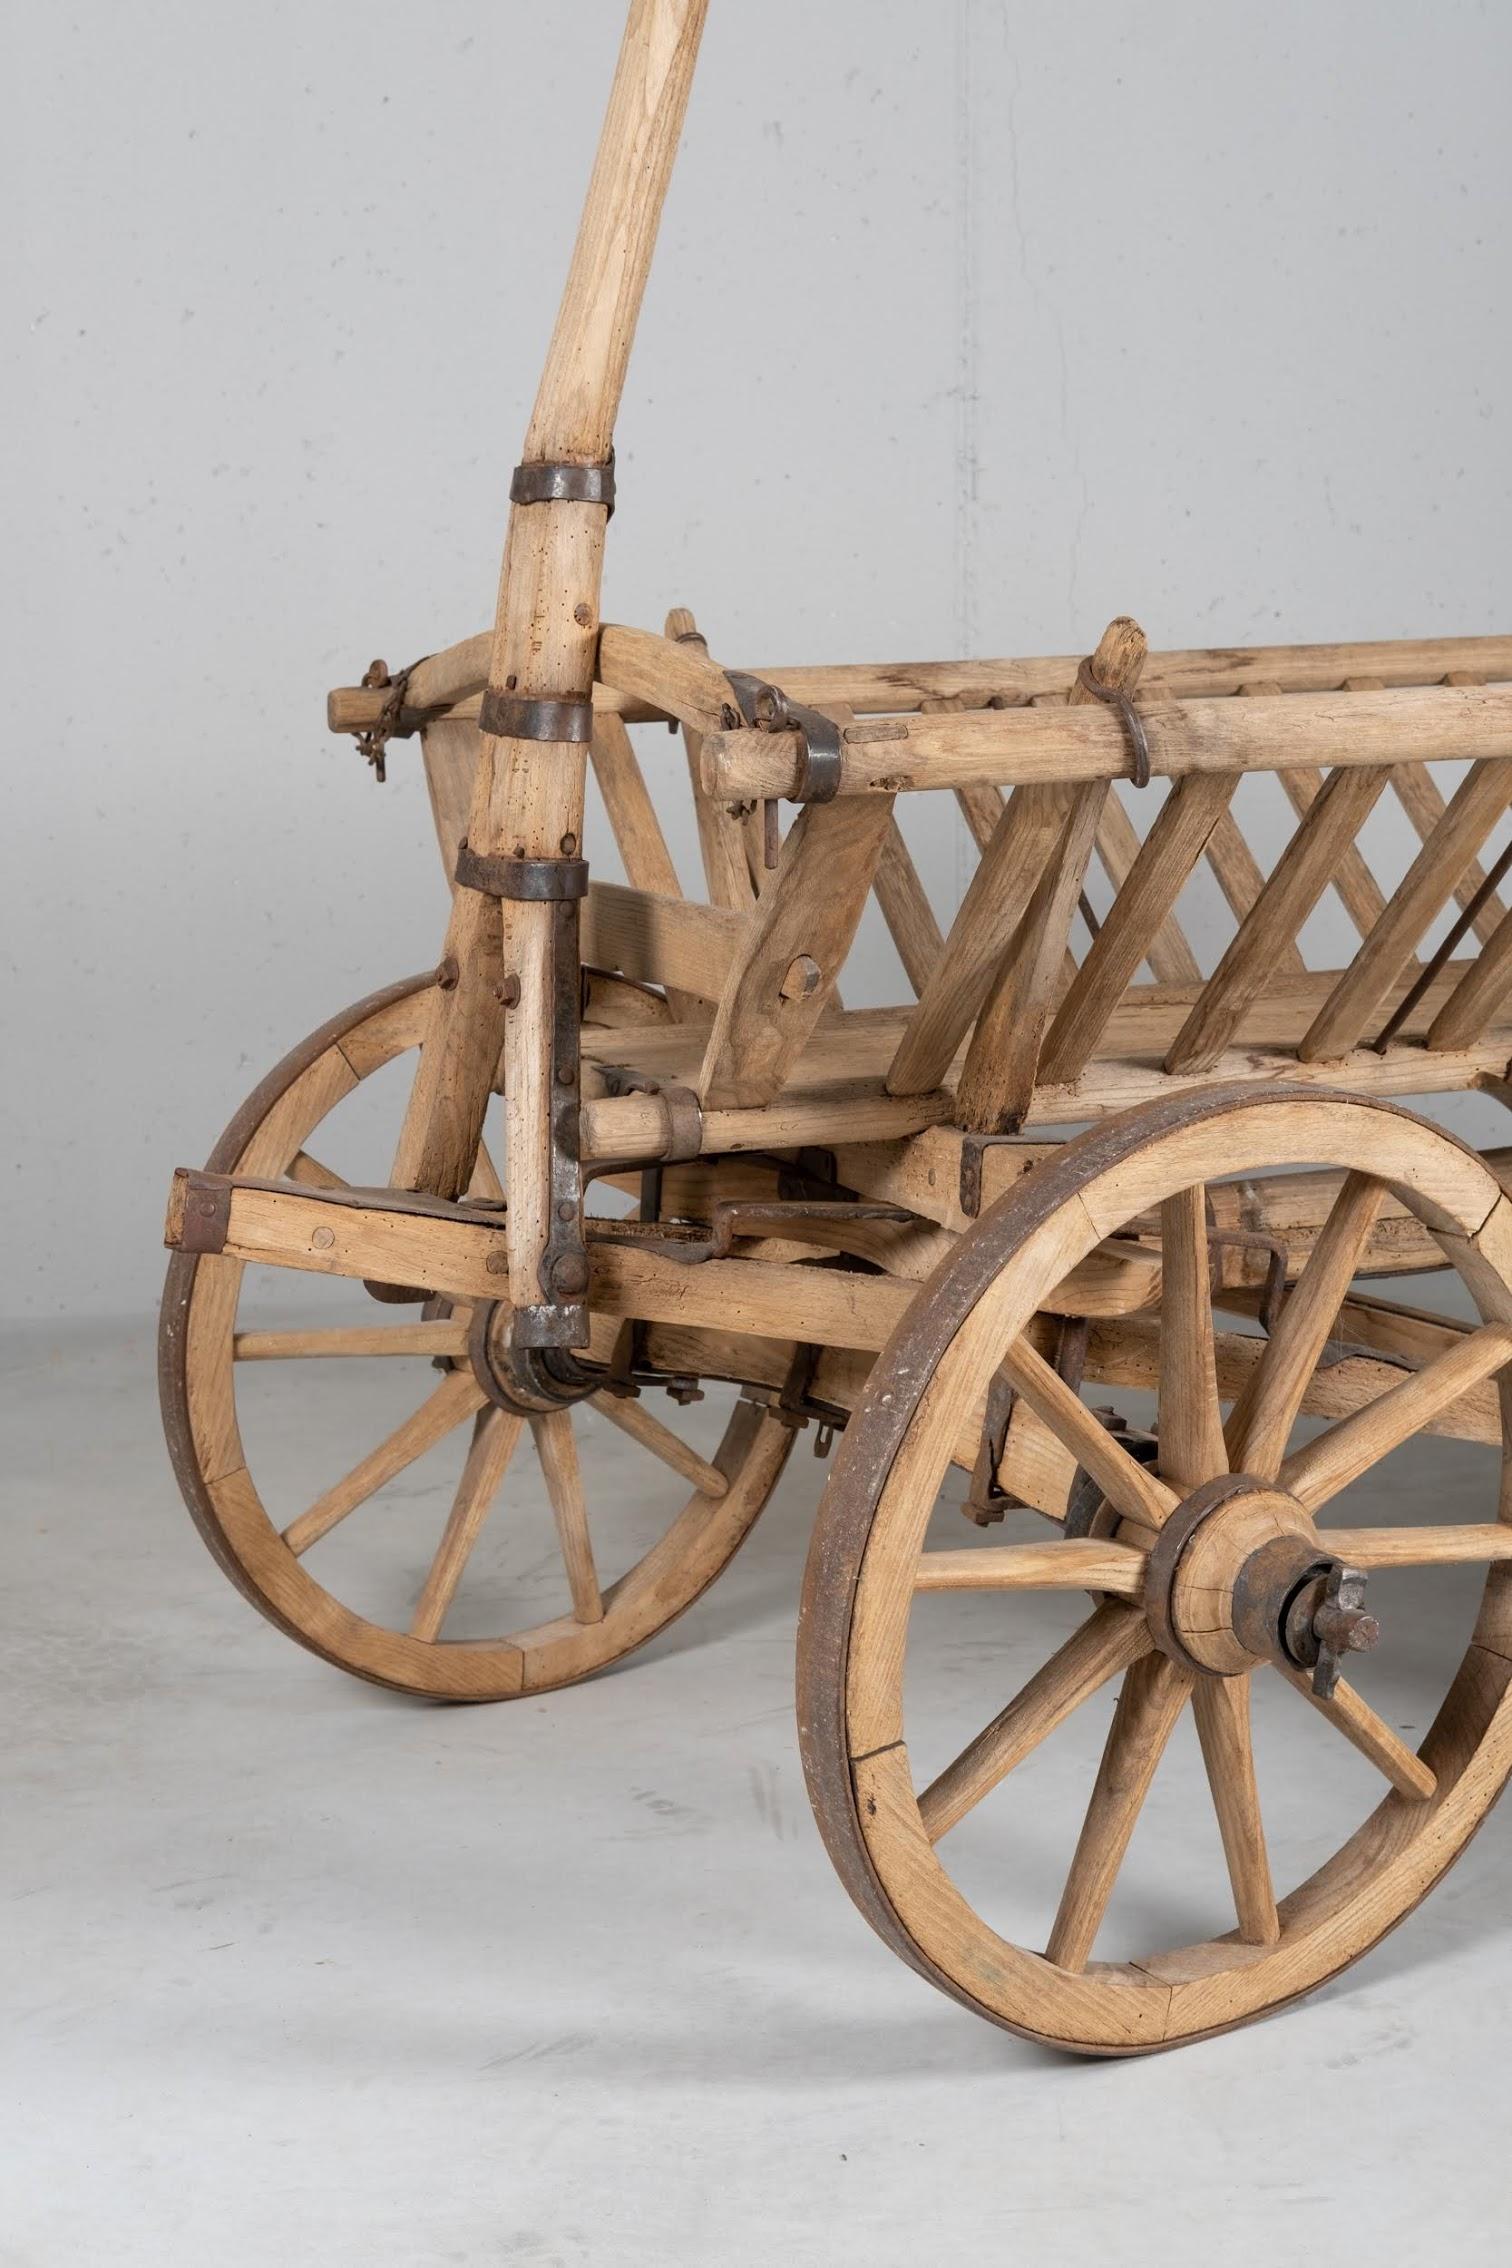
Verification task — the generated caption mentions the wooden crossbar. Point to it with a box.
[702,684,1512,800]
[333,632,1512,739]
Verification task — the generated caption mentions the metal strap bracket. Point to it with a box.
[477,689,595,746]
[724,671,844,805]
[1076,655,1152,788]
[593,1064,704,1163]
[510,452,616,518]
[354,654,433,780]
[455,842,590,901]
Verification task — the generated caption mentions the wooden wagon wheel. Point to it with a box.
[798,1085,1512,2053]
[160,972,793,1700]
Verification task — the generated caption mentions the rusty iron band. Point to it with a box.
[509,453,615,517]
[1076,655,1152,788]
[454,842,590,902]
[724,670,844,804]
[477,688,595,745]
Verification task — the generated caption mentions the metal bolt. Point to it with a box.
[557,1201,575,1223]
[557,1063,576,1086]
[779,954,823,1002]
[485,1250,509,1276]
[436,956,460,992]
[1313,1602,1380,1657]
[552,1252,590,1297]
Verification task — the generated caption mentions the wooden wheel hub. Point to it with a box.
[1144,1472,1375,1678]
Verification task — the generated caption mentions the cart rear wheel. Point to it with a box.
[798,1085,1512,2052]
[161,975,793,1700]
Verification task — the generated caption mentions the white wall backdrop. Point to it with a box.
[6,0,1510,1322]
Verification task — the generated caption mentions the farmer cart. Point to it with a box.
[161,2,1512,2052]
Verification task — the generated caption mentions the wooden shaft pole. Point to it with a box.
[391,1,708,1242]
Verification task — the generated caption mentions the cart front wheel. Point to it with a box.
[161,975,792,1700]
[798,1085,1512,2052]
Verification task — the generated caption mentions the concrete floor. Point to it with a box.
[4,1316,1511,2266]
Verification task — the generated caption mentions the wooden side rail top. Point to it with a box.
[700,682,1512,800]
[328,629,1512,741]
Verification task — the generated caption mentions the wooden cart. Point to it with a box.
[161,3,1512,2052]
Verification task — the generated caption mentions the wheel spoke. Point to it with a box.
[289,1150,349,1191]
[917,1602,1151,1844]
[1192,1676,1279,1944]
[1315,1523,1512,1570]
[1279,1324,1512,1512]
[589,1390,728,1498]
[1045,1652,1193,1972]
[1157,1187,1225,1487]
[531,1411,604,1623]
[235,1321,468,1361]
[999,1338,1179,1534]
[409,1406,524,1639]
[1225,1171,1386,1476]
[282,1369,487,1555]
[1276,1663,1436,1801]
[467,1139,505,1202]
[914,1537,1147,1596]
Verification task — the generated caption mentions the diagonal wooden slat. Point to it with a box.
[955,780,1107,1132]
[665,609,756,914]
[698,764,895,1108]
[1202,809,1306,980]
[951,617,1148,1123]
[1166,764,1391,1075]
[1092,790,1202,983]
[1040,773,1236,1087]
[886,782,1074,1096]
[589,710,702,1021]
[1301,758,1512,1062]
[872,817,946,996]
[1427,898,1512,1052]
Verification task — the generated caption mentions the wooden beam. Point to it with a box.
[701,685,1512,801]
[582,881,742,1003]
[331,634,1512,739]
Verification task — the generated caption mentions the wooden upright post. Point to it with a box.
[391,2,709,1329]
